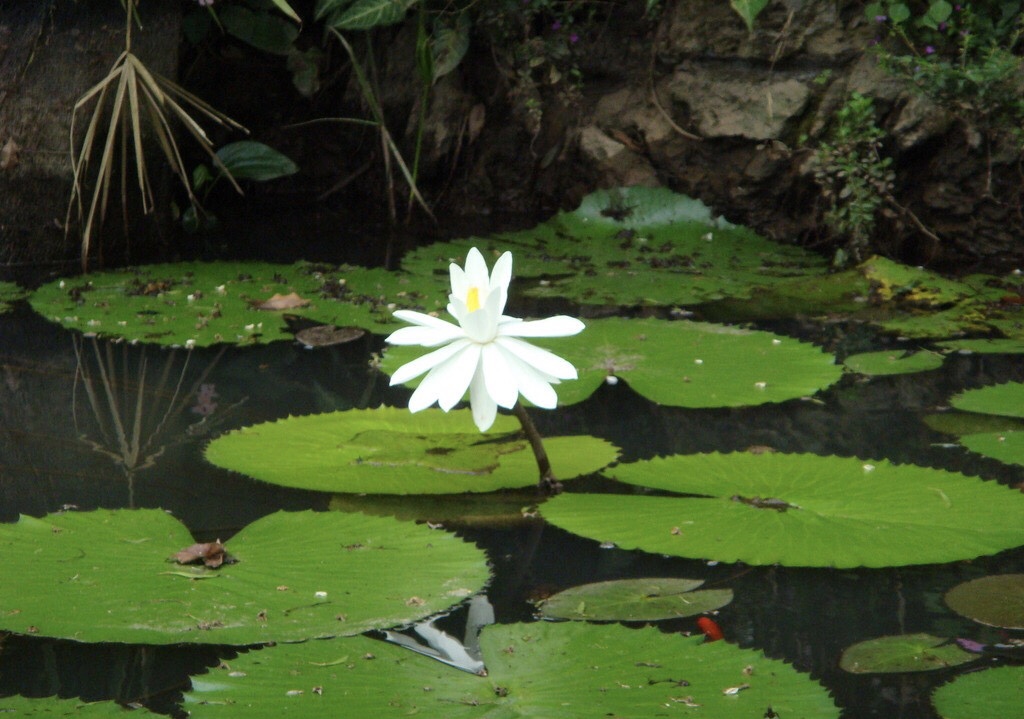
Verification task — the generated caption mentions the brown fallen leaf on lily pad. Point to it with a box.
[254,292,310,311]
[172,541,233,568]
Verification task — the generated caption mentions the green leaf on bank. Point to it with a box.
[933,665,1024,719]
[729,0,769,31]
[319,0,417,30]
[205,408,619,494]
[216,141,298,181]
[402,187,827,307]
[536,578,733,621]
[843,349,944,375]
[839,633,975,673]
[0,509,488,645]
[185,621,839,718]
[945,574,1024,629]
[541,453,1024,567]
[383,317,841,408]
[29,261,446,346]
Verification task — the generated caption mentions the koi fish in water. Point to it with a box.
[696,616,724,642]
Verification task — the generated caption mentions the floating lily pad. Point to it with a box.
[28,261,448,347]
[932,665,1024,719]
[185,621,839,718]
[922,411,1024,438]
[938,338,1024,354]
[0,280,26,312]
[839,633,976,674]
[536,578,733,621]
[205,408,619,494]
[541,453,1024,567]
[843,349,944,376]
[959,430,1024,467]
[0,509,488,644]
[951,382,1024,419]
[0,694,146,716]
[945,574,1024,629]
[384,317,841,408]
[328,491,538,527]
[402,187,827,307]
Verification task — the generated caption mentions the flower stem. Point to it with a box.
[512,402,561,493]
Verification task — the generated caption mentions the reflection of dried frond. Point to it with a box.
[71,336,241,505]
[66,5,246,270]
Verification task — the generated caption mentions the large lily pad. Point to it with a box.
[541,453,1024,567]
[932,665,1024,719]
[950,383,1024,466]
[28,261,447,347]
[839,633,976,674]
[384,317,842,408]
[205,408,619,494]
[402,187,827,307]
[945,574,1024,629]
[185,621,839,718]
[0,695,146,716]
[951,382,1024,419]
[535,578,733,621]
[0,509,488,644]
[843,349,945,376]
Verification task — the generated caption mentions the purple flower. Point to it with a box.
[569,32,579,44]
[874,14,888,22]
[924,45,935,54]
[551,20,562,31]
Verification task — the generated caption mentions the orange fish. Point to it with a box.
[696,616,724,642]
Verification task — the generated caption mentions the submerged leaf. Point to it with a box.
[536,578,733,621]
[839,633,975,674]
[945,574,1024,630]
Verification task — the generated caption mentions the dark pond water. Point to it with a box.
[1,267,1023,718]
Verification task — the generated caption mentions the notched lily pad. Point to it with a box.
[536,577,733,621]
[945,574,1024,630]
[0,508,489,644]
[932,665,1024,719]
[185,621,839,719]
[839,633,976,674]
[541,453,1024,567]
[205,408,619,494]
[951,383,1024,466]
[29,261,448,347]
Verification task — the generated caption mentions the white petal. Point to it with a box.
[493,336,578,380]
[427,344,481,411]
[469,365,498,431]
[463,247,489,287]
[386,323,464,347]
[391,309,456,329]
[497,344,559,408]
[449,262,469,298]
[389,339,471,386]
[499,315,585,338]
[460,290,501,343]
[489,252,513,315]
[481,343,519,409]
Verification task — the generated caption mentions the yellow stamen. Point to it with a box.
[466,286,481,312]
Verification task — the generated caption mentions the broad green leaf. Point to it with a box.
[729,0,769,32]
[216,141,298,181]
[933,666,1024,719]
[839,633,975,673]
[402,187,827,307]
[0,694,146,716]
[843,349,944,376]
[29,261,446,346]
[959,430,1024,467]
[270,0,302,24]
[431,14,470,82]
[205,408,619,494]
[945,574,1024,629]
[536,578,733,621]
[327,0,417,30]
[0,509,488,644]
[951,381,1024,419]
[185,622,839,718]
[541,453,1024,567]
[219,4,299,55]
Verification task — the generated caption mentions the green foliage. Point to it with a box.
[729,0,770,32]
[933,666,1024,719]
[840,633,976,673]
[536,578,733,621]
[814,93,895,264]
[945,574,1024,629]
[185,622,840,718]
[0,509,489,645]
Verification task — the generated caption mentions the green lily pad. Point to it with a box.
[959,430,1024,467]
[921,411,1024,438]
[951,382,1024,419]
[205,408,619,494]
[28,261,448,347]
[938,338,1024,354]
[933,665,1024,719]
[185,621,839,718]
[383,317,841,408]
[843,349,945,376]
[945,574,1024,629]
[402,187,827,307]
[0,695,147,716]
[0,280,26,312]
[839,633,976,674]
[328,491,538,528]
[0,508,488,644]
[541,453,1024,567]
[536,578,733,621]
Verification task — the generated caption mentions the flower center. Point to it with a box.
[466,286,481,312]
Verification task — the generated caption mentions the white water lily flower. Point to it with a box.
[386,247,584,431]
